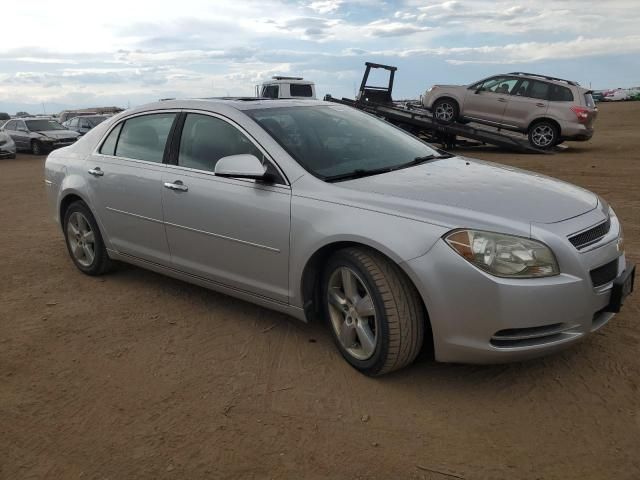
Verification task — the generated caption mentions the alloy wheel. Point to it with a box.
[531,124,555,148]
[435,102,455,122]
[66,211,96,267]
[327,267,378,360]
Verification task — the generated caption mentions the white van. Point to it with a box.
[259,76,316,100]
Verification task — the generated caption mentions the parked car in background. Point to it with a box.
[602,89,628,101]
[421,72,597,149]
[15,111,32,118]
[0,112,10,122]
[2,118,79,155]
[0,130,17,158]
[44,99,634,376]
[63,115,108,135]
[591,91,605,102]
[58,110,98,124]
[627,89,640,101]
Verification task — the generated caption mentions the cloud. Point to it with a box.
[307,0,343,14]
[363,20,431,37]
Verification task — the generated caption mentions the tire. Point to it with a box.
[63,201,113,275]
[528,121,559,150]
[31,140,43,156]
[322,247,425,376]
[432,98,459,125]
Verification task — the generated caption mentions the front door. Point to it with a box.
[161,112,291,302]
[86,112,177,265]
[463,76,519,125]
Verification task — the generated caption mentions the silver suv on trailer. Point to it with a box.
[421,72,597,149]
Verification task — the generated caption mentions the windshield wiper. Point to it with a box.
[325,166,395,183]
[325,153,454,183]
[410,152,454,164]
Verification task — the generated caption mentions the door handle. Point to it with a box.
[163,180,188,192]
[536,103,546,108]
[88,167,104,177]
[497,98,507,103]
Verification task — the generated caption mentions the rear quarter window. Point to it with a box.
[99,123,122,156]
[549,84,574,102]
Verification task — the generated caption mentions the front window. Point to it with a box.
[178,113,263,172]
[246,105,444,181]
[25,120,65,131]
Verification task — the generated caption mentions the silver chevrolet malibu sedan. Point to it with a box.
[44,99,635,376]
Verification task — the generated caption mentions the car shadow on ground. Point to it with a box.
[104,259,599,389]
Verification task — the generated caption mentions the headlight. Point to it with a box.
[444,229,559,278]
[610,206,624,253]
[40,136,55,142]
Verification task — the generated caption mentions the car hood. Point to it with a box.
[35,130,79,139]
[341,157,598,224]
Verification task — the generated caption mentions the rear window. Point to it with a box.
[584,93,595,108]
[529,81,550,100]
[290,84,313,97]
[113,114,176,162]
[549,84,574,102]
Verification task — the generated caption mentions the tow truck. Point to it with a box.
[324,62,549,153]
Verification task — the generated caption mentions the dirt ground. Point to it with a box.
[1,102,639,480]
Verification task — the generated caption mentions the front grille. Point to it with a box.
[568,218,610,250]
[590,259,618,287]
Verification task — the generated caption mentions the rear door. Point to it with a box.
[161,111,291,302]
[86,111,177,265]
[462,76,519,125]
[501,79,550,130]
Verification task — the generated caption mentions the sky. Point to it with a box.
[1,0,639,114]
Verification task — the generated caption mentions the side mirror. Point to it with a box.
[214,154,269,181]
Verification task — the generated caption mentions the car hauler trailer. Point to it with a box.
[324,62,549,153]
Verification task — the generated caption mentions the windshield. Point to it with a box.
[25,120,66,131]
[87,116,107,127]
[246,105,440,180]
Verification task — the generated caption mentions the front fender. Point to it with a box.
[288,194,449,308]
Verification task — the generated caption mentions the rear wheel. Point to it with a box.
[63,201,113,275]
[322,247,424,376]
[528,121,559,149]
[432,98,459,125]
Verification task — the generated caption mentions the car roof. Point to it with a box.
[128,98,326,115]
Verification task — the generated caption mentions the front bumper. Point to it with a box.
[403,211,632,364]
[0,141,17,158]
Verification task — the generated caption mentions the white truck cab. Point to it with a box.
[259,76,316,100]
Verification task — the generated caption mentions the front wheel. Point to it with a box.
[528,121,559,149]
[31,140,44,156]
[322,248,425,376]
